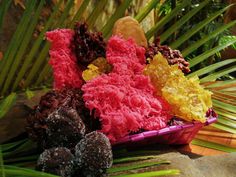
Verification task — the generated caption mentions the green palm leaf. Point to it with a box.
[23,43,50,88]
[170,5,233,49]
[108,160,170,173]
[57,0,74,28]
[146,0,190,40]
[113,155,160,164]
[187,59,236,78]
[160,0,210,44]
[1,0,45,95]
[0,93,16,119]
[0,0,11,32]
[135,0,160,22]
[0,0,36,90]
[189,37,236,67]
[0,147,6,177]
[69,0,91,27]
[24,0,74,88]
[34,64,52,86]
[204,80,236,89]
[217,116,236,129]
[182,20,236,57]
[191,139,236,153]
[0,165,59,177]
[1,139,27,152]
[113,170,180,177]
[101,0,133,38]
[211,123,236,134]
[213,99,236,114]
[11,0,64,91]
[200,66,236,82]
[87,0,108,28]
[215,109,236,121]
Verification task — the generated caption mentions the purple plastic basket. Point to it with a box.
[113,116,217,147]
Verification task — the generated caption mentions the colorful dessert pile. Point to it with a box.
[27,16,215,177]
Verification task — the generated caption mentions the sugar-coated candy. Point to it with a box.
[36,147,74,177]
[74,131,113,177]
[43,107,86,149]
[26,89,93,148]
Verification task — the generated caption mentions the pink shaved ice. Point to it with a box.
[82,36,172,142]
[46,29,83,90]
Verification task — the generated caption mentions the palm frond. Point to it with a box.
[101,0,133,38]
[0,147,6,177]
[189,37,236,67]
[204,80,236,90]
[0,165,59,177]
[12,0,64,92]
[0,0,11,31]
[0,0,36,90]
[217,116,236,129]
[219,35,236,49]
[108,160,170,173]
[23,43,50,88]
[160,0,210,44]
[34,64,52,87]
[0,135,179,176]
[113,155,160,164]
[213,99,236,114]
[200,66,236,82]
[191,139,236,152]
[1,0,45,95]
[25,89,35,100]
[146,0,190,40]
[2,140,36,158]
[182,20,236,57]
[201,80,236,135]
[135,0,160,23]
[211,123,236,134]
[0,93,16,119]
[57,0,74,28]
[86,0,108,28]
[69,0,91,27]
[187,59,236,78]
[1,139,27,152]
[113,169,180,177]
[24,0,74,88]
[169,5,233,49]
